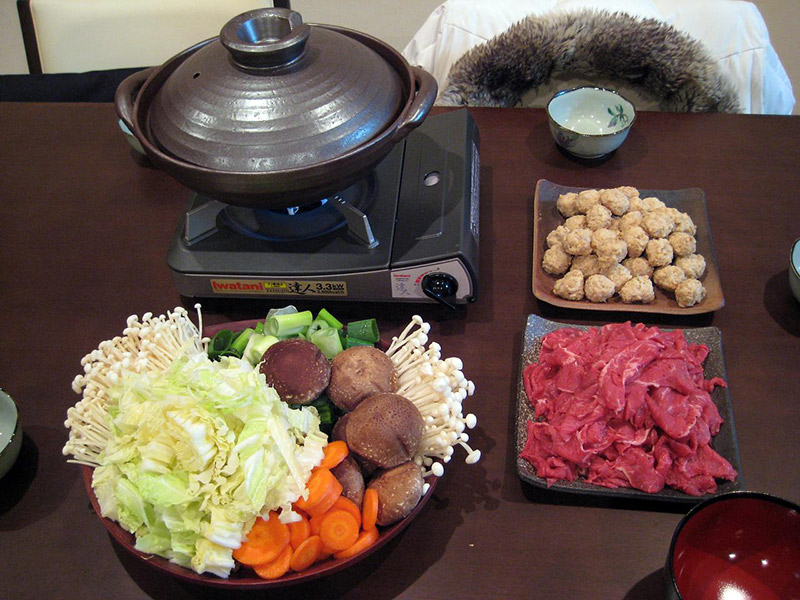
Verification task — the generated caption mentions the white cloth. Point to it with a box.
[402,0,795,115]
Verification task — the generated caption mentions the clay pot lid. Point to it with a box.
[146,8,403,172]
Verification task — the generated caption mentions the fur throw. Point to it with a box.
[438,10,741,112]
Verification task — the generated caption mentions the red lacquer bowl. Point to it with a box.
[665,491,800,600]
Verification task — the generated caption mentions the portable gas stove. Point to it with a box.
[167,110,479,308]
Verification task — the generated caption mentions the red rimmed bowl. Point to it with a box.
[665,491,800,599]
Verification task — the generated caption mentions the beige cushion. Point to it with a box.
[29,0,269,73]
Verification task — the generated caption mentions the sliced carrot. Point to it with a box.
[233,512,291,566]
[294,467,340,514]
[289,513,310,550]
[305,478,343,519]
[290,535,323,572]
[319,510,360,552]
[361,488,379,532]
[308,512,325,536]
[318,440,349,470]
[329,495,362,529]
[333,527,380,560]
[253,544,292,580]
[318,544,334,562]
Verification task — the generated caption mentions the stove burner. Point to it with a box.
[220,175,376,242]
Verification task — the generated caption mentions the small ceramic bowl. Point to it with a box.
[790,238,800,303]
[0,388,22,479]
[546,86,636,159]
[665,491,800,600]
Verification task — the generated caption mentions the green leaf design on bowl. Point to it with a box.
[607,104,629,129]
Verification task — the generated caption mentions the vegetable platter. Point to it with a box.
[64,305,480,588]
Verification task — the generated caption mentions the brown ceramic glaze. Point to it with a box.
[115,8,437,209]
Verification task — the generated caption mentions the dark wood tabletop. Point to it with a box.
[1,102,799,600]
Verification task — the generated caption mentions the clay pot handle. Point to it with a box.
[391,67,438,142]
[114,67,155,131]
[220,8,310,70]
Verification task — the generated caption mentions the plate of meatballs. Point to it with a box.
[532,180,724,314]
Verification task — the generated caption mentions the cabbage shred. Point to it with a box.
[91,351,327,578]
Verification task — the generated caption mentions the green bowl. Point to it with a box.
[0,389,22,479]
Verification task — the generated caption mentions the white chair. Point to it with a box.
[402,0,795,115]
[17,0,288,74]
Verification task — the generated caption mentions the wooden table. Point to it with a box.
[1,103,799,599]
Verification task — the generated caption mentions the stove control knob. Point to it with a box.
[421,272,458,309]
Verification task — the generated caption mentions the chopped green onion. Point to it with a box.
[230,328,255,355]
[345,336,374,349]
[310,327,344,359]
[254,321,265,335]
[346,318,380,344]
[208,330,234,360]
[243,333,279,365]
[306,318,331,338]
[316,308,344,330]
[267,310,313,337]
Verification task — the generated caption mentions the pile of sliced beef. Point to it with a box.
[521,322,737,496]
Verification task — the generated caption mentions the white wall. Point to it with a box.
[1,0,796,114]
[0,0,440,74]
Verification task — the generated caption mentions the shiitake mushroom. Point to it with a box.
[331,455,365,509]
[259,338,331,405]
[327,346,398,412]
[367,461,425,526]
[345,392,424,469]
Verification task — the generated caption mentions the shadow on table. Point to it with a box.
[625,569,667,600]
[763,268,800,338]
[0,432,37,522]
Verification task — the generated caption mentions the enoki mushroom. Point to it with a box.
[63,306,205,466]
[385,316,481,482]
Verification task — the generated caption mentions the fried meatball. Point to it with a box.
[585,204,613,231]
[640,196,666,212]
[591,227,619,252]
[575,189,601,214]
[642,210,674,239]
[675,278,707,308]
[668,231,697,257]
[618,210,644,231]
[653,265,686,291]
[595,238,628,268]
[556,192,579,217]
[619,276,655,303]
[571,254,601,277]
[546,225,570,248]
[616,186,640,199]
[623,257,654,279]
[675,253,707,279]
[599,188,630,216]
[585,274,616,303]
[646,238,674,267]
[628,196,647,213]
[621,225,649,259]
[564,215,587,230]
[603,263,633,290]
[672,211,697,235]
[563,228,593,256]
[553,269,585,301]
[542,245,572,275]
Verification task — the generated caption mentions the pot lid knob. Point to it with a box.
[220,8,310,69]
